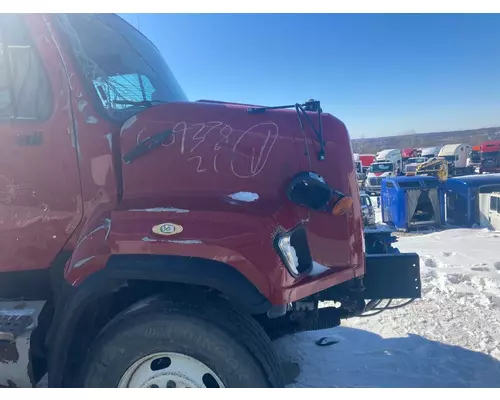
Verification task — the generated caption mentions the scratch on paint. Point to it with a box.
[71,120,82,161]
[75,218,111,249]
[120,115,137,135]
[167,240,202,244]
[142,236,159,242]
[104,218,112,240]
[129,207,190,213]
[73,256,96,268]
[105,133,113,151]
[141,237,202,245]
[85,116,98,124]
[77,100,88,112]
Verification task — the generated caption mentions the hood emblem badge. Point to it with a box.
[152,223,183,236]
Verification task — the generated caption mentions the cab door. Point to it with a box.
[0,14,82,272]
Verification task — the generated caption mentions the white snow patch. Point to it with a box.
[129,207,189,213]
[289,246,299,267]
[309,261,330,277]
[275,226,500,387]
[228,192,259,202]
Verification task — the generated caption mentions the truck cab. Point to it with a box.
[480,140,500,174]
[420,146,442,159]
[0,14,420,388]
[365,149,402,195]
[468,145,482,170]
[401,148,418,166]
[404,157,428,176]
[438,144,474,176]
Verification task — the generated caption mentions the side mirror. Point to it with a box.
[287,171,352,215]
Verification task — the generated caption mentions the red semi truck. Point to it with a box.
[402,148,418,165]
[0,14,420,388]
[480,140,500,174]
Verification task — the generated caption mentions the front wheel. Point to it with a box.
[79,295,284,388]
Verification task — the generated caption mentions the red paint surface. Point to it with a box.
[358,154,375,167]
[402,148,417,159]
[1,15,364,305]
[481,140,500,154]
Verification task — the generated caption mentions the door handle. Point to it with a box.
[16,131,42,147]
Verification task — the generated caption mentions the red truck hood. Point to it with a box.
[117,100,364,281]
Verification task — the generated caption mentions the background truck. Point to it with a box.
[401,148,418,165]
[365,149,402,195]
[0,14,420,388]
[420,146,442,159]
[438,144,474,176]
[479,140,500,174]
[404,156,428,176]
[353,153,376,190]
[353,153,376,174]
[469,145,482,169]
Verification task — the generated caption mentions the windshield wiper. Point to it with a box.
[247,100,326,161]
[113,99,167,108]
[122,129,173,164]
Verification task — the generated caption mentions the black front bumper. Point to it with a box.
[318,252,421,301]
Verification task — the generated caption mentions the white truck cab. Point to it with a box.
[421,146,442,159]
[366,149,402,195]
[438,144,473,176]
[479,192,500,231]
[404,157,428,175]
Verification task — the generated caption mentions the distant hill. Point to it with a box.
[351,127,500,154]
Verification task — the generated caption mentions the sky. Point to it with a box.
[119,13,500,138]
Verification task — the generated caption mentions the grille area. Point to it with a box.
[369,177,383,186]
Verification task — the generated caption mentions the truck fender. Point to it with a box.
[48,258,272,387]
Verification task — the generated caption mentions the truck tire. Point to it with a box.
[79,295,284,388]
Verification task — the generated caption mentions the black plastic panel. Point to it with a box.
[362,253,421,299]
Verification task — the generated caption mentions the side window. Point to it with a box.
[490,196,497,212]
[0,15,52,120]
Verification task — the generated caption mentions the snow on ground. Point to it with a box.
[275,200,500,387]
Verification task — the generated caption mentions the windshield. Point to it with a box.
[407,157,426,164]
[443,155,457,162]
[370,163,393,173]
[56,14,188,120]
[470,150,481,162]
